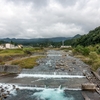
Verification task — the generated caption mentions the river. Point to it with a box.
[0,50,99,100]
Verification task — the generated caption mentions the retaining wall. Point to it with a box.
[0,65,21,73]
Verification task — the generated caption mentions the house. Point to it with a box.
[5,43,15,49]
[60,46,72,48]
[0,43,23,49]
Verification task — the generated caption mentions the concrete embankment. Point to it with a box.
[0,65,21,74]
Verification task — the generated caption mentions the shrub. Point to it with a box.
[92,58,100,71]
[81,47,90,56]
[24,50,32,55]
[82,58,93,65]
[89,52,98,60]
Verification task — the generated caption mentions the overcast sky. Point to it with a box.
[0,0,100,38]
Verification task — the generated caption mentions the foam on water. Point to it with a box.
[0,83,17,96]
[0,83,81,91]
[18,86,81,91]
[0,83,82,100]
[32,88,74,100]
[16,74,85,78]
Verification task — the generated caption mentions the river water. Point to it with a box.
[0,50,92,100]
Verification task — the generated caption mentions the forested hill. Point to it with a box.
[64,34,81,46]
[0,37,72,46]
[65,26,100,46]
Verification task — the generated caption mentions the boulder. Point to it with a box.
[82,83,97,91]
[16,88,19,91]
[55,66,59,69]
[2,94,7,99]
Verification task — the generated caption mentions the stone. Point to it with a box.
[2,94,7,99]
[55,66,59,69]
[16,88,19,91]
[7,91,10,95]
[61,68,65,71]
[12,85,16,89]
[82,83,97,91]
[1,88,5,92]
[72,61,76,64]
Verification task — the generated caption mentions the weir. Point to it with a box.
[21,71,83,75]
[17,73,85,78]
[21,70,69,75]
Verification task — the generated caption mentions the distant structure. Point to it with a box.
[62,40,64,46]
[5,43,15,49]
[0,43,23,49]
[60,45,71,48]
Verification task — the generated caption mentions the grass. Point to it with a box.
[0,47,45,66]
[0,49,24,56]
[74,53,100,71]
[23,47,44,53]
[11,56,44,69]
[0,47,44,57]
[73,45,100,71]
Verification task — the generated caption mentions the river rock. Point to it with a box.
[16,88,19,91]
[2,94,7,99]
[72,61,76,64]
[7,91,10,95]
[1,88,5,92]
[82,83,97,91]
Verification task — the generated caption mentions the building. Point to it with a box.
[60,46,72,48]
[0,43,23,49]
[5,43,15,49]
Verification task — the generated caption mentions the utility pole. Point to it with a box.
[62,40,64,46]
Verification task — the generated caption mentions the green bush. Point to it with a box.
[92,58,100,71]
[81,47,90,56]
[89,52,98,60]
[73,45,90,56]
[82,58,93,65]
[75,45,83,53]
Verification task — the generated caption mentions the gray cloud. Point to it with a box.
[0,0,100,38]
[56,0,77,7]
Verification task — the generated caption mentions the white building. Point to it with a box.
[0,43,23,49]
[5,43,12,49]
[60,46,72,48]
[5,43,17,49]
